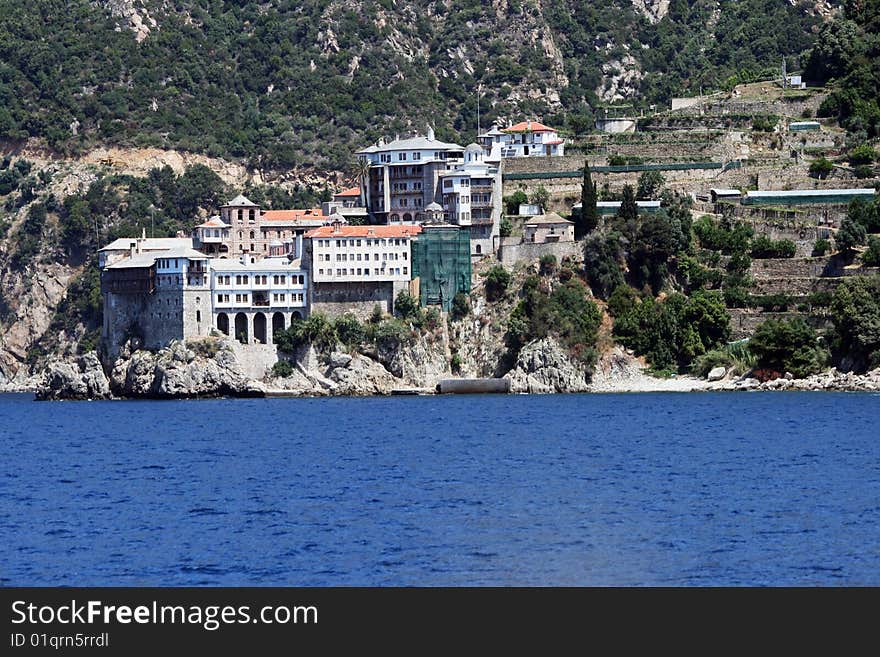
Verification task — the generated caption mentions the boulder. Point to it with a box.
[505,337,591,394]
[707,366,726,382]
[36,352,111,400]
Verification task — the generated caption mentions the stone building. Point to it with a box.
[356,130,466,224]
[523,213,575,243]
[101,242,212,358]
[214,195,326,259]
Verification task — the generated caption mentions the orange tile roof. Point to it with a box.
[503,120,556,133]
[335,187,361,197]
[305,225,423,239]
[262,209,326,222]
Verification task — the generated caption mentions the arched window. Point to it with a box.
[476,244,482,254]
[390,214,400,222]
[249,230,255,239]
[249,209,255,223]
[238,231,242,239]
[403,213,412,223]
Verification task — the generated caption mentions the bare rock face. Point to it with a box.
[36,352,111,400]
[107,339,261,398]
[378,334,449,387]
[328,354,398,395]
[505,337,591,394]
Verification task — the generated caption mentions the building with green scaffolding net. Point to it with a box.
[410,225,472,311]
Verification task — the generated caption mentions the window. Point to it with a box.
[398,152,407,161]
[356,253,362,261]
[356,240,361,247]
[196,310,201,322]
[403,267,408,275]
[357,268,362,275]
[413,152,421,161]
[319,268,324,275]
[249,209,255,223]
[374,268,379,275]
[249,230,255,239]
[374,254,379,261]
[249,244,254,251]
[402,252,407,260]
[238,209,243,223]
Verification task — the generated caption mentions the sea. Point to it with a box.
[1,391,878,586]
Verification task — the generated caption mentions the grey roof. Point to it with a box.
[574,201,661,209]
[745,188,876,199]
[357,134,464,154]
[106,253,159,269]
[465,143,482,151]
[525,212,574,226]
[210,258,305,272]
[709,189,742,196]
[159,247,209,260]
[425,202,444,211]
[99,237,193,252]
[224,194,257,207]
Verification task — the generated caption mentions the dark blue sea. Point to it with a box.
[1,392,878,586]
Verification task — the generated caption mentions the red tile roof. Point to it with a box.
[335,187,361,197]
[262,209,326,222]
[545,139,564,145]
[503,120,556,133]
[305,225,423,239]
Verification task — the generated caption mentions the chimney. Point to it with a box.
[527,119,532,131]
[427,126,435,141]
[129,241,136,259]
[240,253,247,266]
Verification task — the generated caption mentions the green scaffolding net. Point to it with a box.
[411,227,472,312]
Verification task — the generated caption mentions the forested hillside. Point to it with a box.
[0,0,826,172]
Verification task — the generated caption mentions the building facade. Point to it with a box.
[478,120,565,159]
[356,130,466,224]
[305,223,422,319]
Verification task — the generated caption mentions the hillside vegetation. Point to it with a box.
[0,0,824,172]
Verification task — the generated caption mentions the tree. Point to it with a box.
[749,317,829,378]
[836,216,867,253]
[577,161,599,238]
[584,233,625,299]
[617,184,638,222]
[485,265,511,301]
[830,275,880,371]
[504,190,528,215]
[863,236,880,267]
[394,290,421,320]
[636,170,665,200]
[530,185,550,212]
[809,157,833,179]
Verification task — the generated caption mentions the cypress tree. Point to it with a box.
[579,161,599,238]
[618,184,639,223]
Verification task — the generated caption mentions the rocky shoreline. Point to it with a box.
[17,336,880,400]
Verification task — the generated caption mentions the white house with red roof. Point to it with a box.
[477,119,565,158]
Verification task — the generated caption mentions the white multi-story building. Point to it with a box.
[210,257,309,344]
[356,129,465,224]
[438,144,502,257]
[478,120,565,158]
[100,234,310,356]
[305,222,422,318]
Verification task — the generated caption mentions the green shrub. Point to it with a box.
[271,360,295,378]
[862,236,880,267]
[499,217,513,237]
[812,238,831,256]
[539,254,557,275]
[756,293,793,312]
[584,233,625,299]
[450,292,471,321]
[749,317,829,378]
[334,313,365,347]
[849,143,878,165]
[750,235,796,258]
[485,265,511,301]
[836,217,867,253]
[606,284,639,318]
[450,353,462,374]
[809,157,833,179]
[394,290,421,321]
[691,341,756,377]
[751,114,779,132]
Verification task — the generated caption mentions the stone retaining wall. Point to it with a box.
[497,240,583,267]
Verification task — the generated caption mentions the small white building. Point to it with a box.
[478,120,565,159]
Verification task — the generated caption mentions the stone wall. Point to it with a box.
[497,239,583,267]
[227,341,278,380]
[310,280,396,320]
[728,309,832,340]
